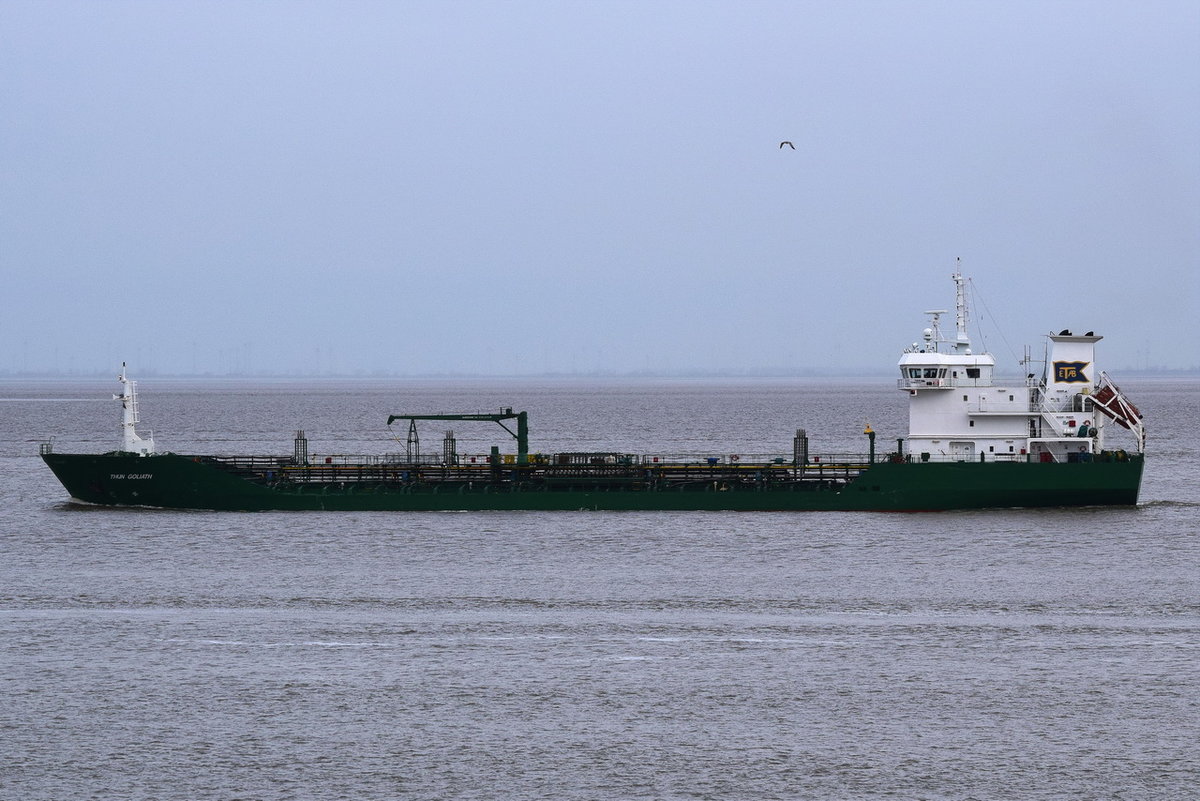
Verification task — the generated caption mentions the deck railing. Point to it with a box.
[192,447,1137,488]
[194,450,880,488]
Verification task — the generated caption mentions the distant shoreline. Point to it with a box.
[1,369,1197,381]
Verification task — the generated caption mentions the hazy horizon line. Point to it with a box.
[1,366,1196,381]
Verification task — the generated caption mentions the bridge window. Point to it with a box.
[966,368,980,379]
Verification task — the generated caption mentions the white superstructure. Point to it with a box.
[116,363,155,455]
[898,272,1144,463]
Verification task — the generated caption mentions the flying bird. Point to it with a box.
[779,141,795,149]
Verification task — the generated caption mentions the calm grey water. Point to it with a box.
[2,377,1197,800]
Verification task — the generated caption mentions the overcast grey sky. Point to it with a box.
[3,0,1197,376]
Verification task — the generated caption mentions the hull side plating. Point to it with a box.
[42,452,1144,512]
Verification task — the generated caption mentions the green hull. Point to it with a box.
[42,452,1144,512]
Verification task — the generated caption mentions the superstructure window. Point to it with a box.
[966,368,980,379]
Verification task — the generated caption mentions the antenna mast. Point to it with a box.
[116,363,155,455]
[953,259,969,348]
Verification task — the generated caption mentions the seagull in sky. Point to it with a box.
[779,141,795,149]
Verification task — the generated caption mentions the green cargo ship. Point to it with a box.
[41,273,1145,512]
